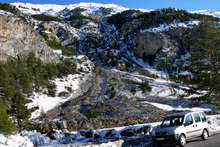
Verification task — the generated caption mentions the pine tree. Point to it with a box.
[188,20,220,104]
[11,92,31,130]
[0,100,16,134]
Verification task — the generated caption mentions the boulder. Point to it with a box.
[79,129,94,138]
[135,125,151,134]
[93,133,101,139]
[134,32,164,58]
[104,129,118,139]
[46,130,57,140]
[120,128,135,137]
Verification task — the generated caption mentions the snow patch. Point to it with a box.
[141,21,200,33]
[28,73,92,119]
[27,55,94,119]
[192,9,220,18]
[0,134,33,147]
[143,101,212,112]
[0,10,14,16]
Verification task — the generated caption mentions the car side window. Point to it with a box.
[193,113,201,123]
[200,113,207,122]
[185,114,193,125]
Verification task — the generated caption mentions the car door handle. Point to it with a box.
[193,125,197,127]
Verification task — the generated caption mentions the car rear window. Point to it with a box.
[193,113,201,123]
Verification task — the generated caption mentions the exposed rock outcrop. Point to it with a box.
[134,32,164,58]
[0,14,57,62]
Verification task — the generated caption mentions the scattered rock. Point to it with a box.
[46,130,57,140]
[104,129,118,139]
[136,125,151,134]
[79,129,94,138]
[120,129,135,137]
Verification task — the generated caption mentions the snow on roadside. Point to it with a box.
[140,21,200,33]
[0,115,219,146]
[207,115,220,133]
[0,134,33,147]
[21,131,57,146]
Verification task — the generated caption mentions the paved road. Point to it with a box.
[186,134,220,147]
[153,134,220,147]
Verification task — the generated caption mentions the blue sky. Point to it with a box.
[0,0,220,10]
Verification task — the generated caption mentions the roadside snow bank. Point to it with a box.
[0,115,219,146]
[0,134,33,147]
[207,115,220,133]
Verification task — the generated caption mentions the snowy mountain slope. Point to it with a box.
[192,9,220,18]
[11,2,220,19]
[11,2,128,16]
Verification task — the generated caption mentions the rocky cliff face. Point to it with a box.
[0,14,57,62]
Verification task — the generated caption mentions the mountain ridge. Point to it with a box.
[11,2,128,16]
[11,2,220,18]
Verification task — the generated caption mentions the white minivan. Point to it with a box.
[152,111,210,146]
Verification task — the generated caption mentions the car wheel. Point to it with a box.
[178,134,186,147]
[202,129,209,140]
[154,141,161,147]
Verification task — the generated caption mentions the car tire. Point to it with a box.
[152,138,161,147]
[154,141,161,147]
[178,134,186,147]
[202,129,209,140]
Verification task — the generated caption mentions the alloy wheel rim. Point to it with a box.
[204,131,208,139]
[180,136,186,145]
